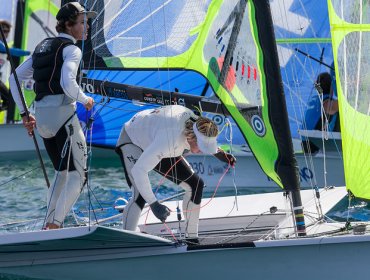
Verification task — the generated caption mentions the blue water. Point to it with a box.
[0,157,368,234]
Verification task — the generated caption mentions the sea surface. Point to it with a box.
[0,157,369,234]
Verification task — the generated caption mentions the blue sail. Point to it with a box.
[77,1,334,148]
[272,1,334,138]
[77,70,246,148]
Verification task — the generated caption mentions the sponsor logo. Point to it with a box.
[37,40,52,53]
[127,155,137,164]
[77,141,85,150]
[212,114,224,125]
[178,98,186,106]
[143,93,158,103]
[251,115,266,137]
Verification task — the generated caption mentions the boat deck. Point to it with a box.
[140,213,287,247]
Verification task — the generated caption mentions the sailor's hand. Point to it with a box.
[84,97,94,111]
[214,149,236,167]
[224,152,236,167]
[150,201,171,223]
[22,114,36,136]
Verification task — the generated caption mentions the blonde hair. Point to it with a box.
[184,117,218,141]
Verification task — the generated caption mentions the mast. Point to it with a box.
[214,0,307,236]
[256,0,306,236]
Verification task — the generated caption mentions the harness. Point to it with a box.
[32,37,74,101]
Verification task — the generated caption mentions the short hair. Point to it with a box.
[55,14,79,33]
[184,117,218,141]
[55,2,96,34]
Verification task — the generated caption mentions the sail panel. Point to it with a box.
[328,0,370,199]
[9,0,60,121]
[89,0,211,68]
[331,1,370,24]
[271,0,335,139]
[83,0,300,190]
[79,70,247,148]
[22,0,59,53]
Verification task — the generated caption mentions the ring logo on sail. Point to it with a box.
[212,114,224,125]
[251,115,266,137]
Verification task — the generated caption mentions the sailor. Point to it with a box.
[9,2,96,230]
[302,71,340,153]
[116,105,236,243]
[304,71,339,132]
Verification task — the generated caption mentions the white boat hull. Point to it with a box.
[2,233,370,280]
[0,187,366,280]
[0,124,344,190]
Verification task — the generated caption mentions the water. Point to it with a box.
[0,157,181,232]
[0,158,368,234]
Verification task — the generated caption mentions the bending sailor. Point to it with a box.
[116,105,236,242]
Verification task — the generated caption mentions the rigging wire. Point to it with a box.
[0,25,50,188]
[272,0,345,221]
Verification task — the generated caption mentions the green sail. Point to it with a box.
[22,0,59,53]
[88,0,299,190]
[327,0,370,199]
[8,0,60,121]
[11,0,59,121]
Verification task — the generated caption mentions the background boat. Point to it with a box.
[0,122,344,190]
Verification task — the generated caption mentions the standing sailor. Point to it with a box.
[9,2,96,229]
[116,105,236,242]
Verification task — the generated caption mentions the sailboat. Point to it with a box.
[0,0,346,191]
[0,0,369,279]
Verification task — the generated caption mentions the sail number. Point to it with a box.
[189,162,205,175]
[81,82,95,93]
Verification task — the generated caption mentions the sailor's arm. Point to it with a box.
[60,45,93,110]
[8,56,36,135]
[8,56,33,114]
[131,139,171,222]
[131,143,164,205]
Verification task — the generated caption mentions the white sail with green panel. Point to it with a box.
[10,0,60,121]
[85,0,301,191]
[82,0,305,234]
[327,0,370,199]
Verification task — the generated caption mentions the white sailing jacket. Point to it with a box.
[9,33,90,114]
[124,105,196,204]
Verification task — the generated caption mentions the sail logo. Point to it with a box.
[251,115,266,137]
[212,114,224,125]
[36,40,52,53]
